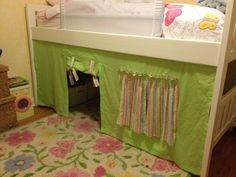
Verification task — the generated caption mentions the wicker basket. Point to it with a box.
[0,64,10,99]
[0,95,18,132]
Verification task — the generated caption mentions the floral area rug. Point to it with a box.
[0,105,190,177]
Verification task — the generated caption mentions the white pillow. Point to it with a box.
[162,3,225,42]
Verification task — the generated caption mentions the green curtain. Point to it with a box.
[33,40,216,175]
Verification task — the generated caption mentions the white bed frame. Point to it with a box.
[25,1,236,176]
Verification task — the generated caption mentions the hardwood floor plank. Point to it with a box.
[18,106,54,126]
[209,131,236,177]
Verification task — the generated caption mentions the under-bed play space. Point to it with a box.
[25,0,236,176]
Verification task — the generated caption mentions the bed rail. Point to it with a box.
[201,1,236,176]
[213,0,236,147]
[31,27,220,66]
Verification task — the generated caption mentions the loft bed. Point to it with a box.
[25,0,236,177]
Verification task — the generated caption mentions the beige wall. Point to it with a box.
[0,0,46,83]
[166,0,196,4]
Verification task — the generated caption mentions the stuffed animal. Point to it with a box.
[197,0,227,13]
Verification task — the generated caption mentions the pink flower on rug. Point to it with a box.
[93,137,123,154]
[47,115,66,126]
[50,140,78,158]
[56,140,78,151]
[5,130,36,146]
[49,147,70,159]
[168,163,180,172]
[54,168,90,177]
[94,166,106,177]
[151,158,169,171]
[74,120,98,134]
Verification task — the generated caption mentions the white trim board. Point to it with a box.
[32,27,220,67]
[25,4,50,105]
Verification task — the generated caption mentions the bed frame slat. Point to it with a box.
[213,87,236,144]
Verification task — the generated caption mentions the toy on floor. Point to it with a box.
[9,77,34,121]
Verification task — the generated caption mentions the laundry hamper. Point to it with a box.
[0,95,18,132]
[0,64,10,99]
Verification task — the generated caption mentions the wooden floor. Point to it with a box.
[191,129,236,177]
[208,130,236,177]
[17,106,236,177]
[18,106,54,126]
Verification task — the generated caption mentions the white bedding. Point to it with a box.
[63,0,163,36]
[35,1,225,42]
[162,4,225,42]
[65,0,157,17]
[36,0,163,36]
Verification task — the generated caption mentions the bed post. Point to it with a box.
[201,1,236,176]
[25,4,50,105]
